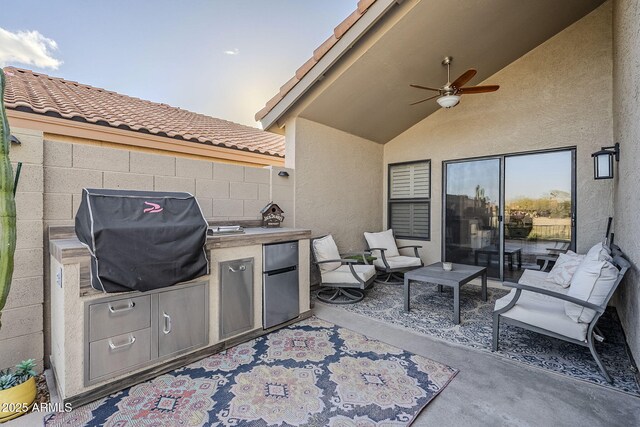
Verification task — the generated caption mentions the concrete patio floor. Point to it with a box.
[315,302,640,427]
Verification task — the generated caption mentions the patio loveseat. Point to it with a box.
[492,243,630,382]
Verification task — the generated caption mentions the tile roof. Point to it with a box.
[3,67,285,157]
[255,0,377,122]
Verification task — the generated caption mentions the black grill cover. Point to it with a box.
[75,188,209,293]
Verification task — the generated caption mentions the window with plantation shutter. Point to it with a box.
[388,161,430,240]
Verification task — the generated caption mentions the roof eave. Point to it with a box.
[259,0,401,131]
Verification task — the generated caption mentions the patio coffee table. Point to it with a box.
[403,262,487,324]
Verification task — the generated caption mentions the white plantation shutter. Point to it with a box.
[390,162,430,199]
[389,161,430,240]
[390,203,430,239]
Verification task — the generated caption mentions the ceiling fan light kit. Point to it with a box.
[410,56,499,108]
[437,94,460,108]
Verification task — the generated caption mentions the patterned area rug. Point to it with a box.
[45,317,457,426]
[315,283,640,396]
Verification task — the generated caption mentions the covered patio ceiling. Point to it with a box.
[266,0,606,143]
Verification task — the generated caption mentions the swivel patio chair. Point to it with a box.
[311,235,376,304]
[364,229,423,285]
[493,243,630,383]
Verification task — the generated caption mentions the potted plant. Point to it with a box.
[0,359,37,422]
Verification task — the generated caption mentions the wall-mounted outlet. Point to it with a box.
[56,268,63,288]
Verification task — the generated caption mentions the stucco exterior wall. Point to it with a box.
[288,117,383,253]
[383,3,613,264]
[612,0,640,363]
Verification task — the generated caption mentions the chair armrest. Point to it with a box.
[366,248,390,269]
[547,249,568,255]
[342,251,373,256]
[502,282,603,312]
[315,259,359,265]
[397,245,421,258]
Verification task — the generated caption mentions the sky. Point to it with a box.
[0,0,358,127]
[446,151,572,201]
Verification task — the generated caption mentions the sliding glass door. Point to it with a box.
[444,159,501,277]
[444,149,575,280]
[504,150,575,281]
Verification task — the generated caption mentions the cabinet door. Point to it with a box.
[158,284,207,358]
[220,258,254,339]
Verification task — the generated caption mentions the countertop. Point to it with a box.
[50,227,312,263]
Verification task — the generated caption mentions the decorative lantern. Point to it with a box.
[591,143,619,180]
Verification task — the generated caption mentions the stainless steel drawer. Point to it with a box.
[89,328,151,380]
[88,295,151,342]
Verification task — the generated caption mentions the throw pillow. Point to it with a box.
[565,258,619,323]
[313,235,341,272]
[585,242,612,262]
[546,251,585,288]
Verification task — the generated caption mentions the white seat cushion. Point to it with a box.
[518,269,557,290]
[546,251,585,288]
[495,288,588,342]
[321,264,376,284]
[565,258,619,323]
[364,229,400,260]
[373,255,422,270]
[312,235,341,272]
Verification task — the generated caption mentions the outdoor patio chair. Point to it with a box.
[364,229,423,284]
[536,240,570,271]
[311,235,376,304]
[492,243,630,383]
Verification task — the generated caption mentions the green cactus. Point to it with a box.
[0,69,17,331]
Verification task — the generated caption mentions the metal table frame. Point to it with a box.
[404,262,487,324]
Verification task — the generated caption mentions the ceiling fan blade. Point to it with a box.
[458,85,500,94]
[451,69,477,88]
[410,84,441,92]
[410,94,440,106]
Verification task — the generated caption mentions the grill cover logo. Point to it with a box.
[143,201,163,213]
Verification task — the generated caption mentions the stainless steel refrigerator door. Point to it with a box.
[263,241,299,272]
[263,268,299,329]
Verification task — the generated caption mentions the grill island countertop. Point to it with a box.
[50,226,312,263]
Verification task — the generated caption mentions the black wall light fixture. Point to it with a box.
[591,142,620,180]
[278,171,290,177]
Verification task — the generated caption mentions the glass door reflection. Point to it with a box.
[445,159,501,278]
[504,150,575,281]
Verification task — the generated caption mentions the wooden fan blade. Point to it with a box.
[458,85,500,94]
[410,94,440,106]
[410,84,441,92]
[451,69,477,89]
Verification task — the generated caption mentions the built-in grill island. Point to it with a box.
[49,215,311,407]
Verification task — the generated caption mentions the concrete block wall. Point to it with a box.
[1,127,44,372]
[42,140,287,223]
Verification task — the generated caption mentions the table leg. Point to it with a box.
[404,276,411,312]
[508,253,513,271]
[518,251,522,270]
[438,284,443,293]
[474,251,479,265]
[453,285,460,325]
[482,271,487,301]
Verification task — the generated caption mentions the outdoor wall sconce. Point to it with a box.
[591,143,620,180]
[278,171,290,177]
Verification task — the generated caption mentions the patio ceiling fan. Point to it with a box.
[410,56,499,108]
